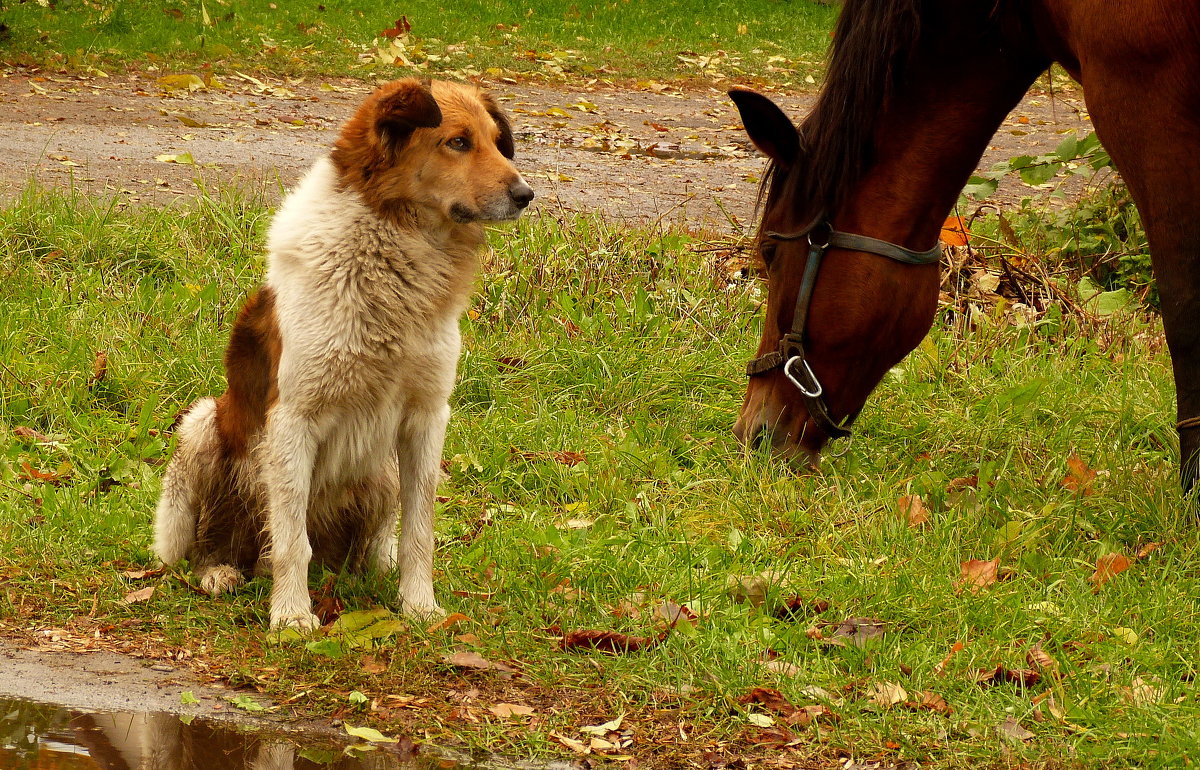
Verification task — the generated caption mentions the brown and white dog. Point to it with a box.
[152,79,533,630]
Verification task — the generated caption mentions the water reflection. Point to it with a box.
[0,697,429,770]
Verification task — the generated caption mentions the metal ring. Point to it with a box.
[783,356,823,398]
[806,221,832,249]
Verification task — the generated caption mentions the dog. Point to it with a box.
[152,78,533,630]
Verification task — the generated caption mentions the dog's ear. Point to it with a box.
[375,79,442,152]
[481,92,515,159]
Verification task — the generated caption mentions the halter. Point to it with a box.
[746,220,942,440]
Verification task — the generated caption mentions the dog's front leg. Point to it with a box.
[263,407,321,631]
[395,405,448,618]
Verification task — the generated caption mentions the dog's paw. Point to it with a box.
[399,592,444,621]
[269,610,322,632]
[199,565,245,596]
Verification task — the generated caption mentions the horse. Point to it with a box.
[728,0,1200,491]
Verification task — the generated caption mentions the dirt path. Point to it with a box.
[0,70,1093,228]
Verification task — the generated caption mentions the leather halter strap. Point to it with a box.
[746,222,941,440]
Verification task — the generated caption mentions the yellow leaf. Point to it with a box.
[155,152,196,165]
[343,724,397,743]
[157,74,206,92]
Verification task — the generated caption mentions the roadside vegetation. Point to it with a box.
[0,171,1197,767]
[0,0,835,85]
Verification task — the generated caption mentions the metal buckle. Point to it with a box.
[783,355,823,398]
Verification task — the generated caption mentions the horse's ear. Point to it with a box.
[729,87,799,166]
[375,78,442,152]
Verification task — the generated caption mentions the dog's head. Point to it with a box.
[331,78,533,224]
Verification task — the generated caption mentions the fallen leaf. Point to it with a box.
[488,702,534,718]
[426,612,471,633]
[865,681,908,707]
[785,705,838,726]
[738,687,796,715]
[1026,643,1059,676]
[939,216,970,247]
[956,558,999,593]
[560,629,664,653]
[157,73,206,92]
[1061,453,1097,495]
[155,152,196,165]
[580,714,624,735]
[770,595,830,621]
[997,715,1035,743]
[344,724,397,743]
[442,651,519,675]
[933,641,965,676]
[1090,552,1132,589]
[123,586,155,604]
[828,617,886,647]
[1124,676,1165,706]
[905,691,952,715]
[379,16,411,38]
[13,426,49,442]
[976,665,1042,688]
[1136,542,1163,559]
[898,494,930,528]
[550,733,590,754]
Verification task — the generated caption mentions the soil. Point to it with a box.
[0,70,1094,228]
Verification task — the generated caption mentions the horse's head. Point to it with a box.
[729,88,942,468]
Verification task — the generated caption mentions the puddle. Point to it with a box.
[0,696,442,769]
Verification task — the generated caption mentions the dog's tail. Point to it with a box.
[153,397,220,564]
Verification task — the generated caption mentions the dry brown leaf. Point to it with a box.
[122,586,155,604]
[905,691,952,715]
[784,704,838,726]
[488,702,534,718]
[997,715,1035,743]
[1026,644,1059,676]
[827,617,887,647]
[1124,676,1165,706]
[379,16,411,38]
[865,681,908,707]
[1089,552,1132,589]
[771,595,830,621]
[426,612,471,633]
[956,558,999,593]
[1060,453,1097,495]
[18,461,70,486]
[976,664,1042,688]
[13,426,49,442]
[934,641,965,676]
[442,651,519,675]
[550,733,590,754]
[939,216,970,247]
[560,629,664,654]
[738,687,796,715]
[88,350,109,389]
[898,494,930,528]
[1136,542,1163,559]
[945,475,978,492]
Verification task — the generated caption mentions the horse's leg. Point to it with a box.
[1081,68,1200,491]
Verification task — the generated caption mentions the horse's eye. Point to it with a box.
[760,241,777,264]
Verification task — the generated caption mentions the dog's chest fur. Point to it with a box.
[256,158,481,484]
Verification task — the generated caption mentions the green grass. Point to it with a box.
[1,183,1199,768]
[0,0,836,84]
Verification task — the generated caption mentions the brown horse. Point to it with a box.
[730,0,1200,490]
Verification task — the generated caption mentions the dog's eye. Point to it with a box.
[446,136,471,152]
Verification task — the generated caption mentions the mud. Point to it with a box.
[0,71,1094,228]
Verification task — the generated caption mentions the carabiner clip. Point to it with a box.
[783,355,823,398]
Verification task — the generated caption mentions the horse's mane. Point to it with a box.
[760,0,924,223]
[759,0,1018,226]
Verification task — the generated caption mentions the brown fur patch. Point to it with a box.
[215,286,281,457]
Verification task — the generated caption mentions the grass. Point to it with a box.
[0,0,836,85]
[1,182,1199,768]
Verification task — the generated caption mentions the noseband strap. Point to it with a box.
[747,222,941,441]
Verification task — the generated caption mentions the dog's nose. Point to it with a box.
[509,180,534,208]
